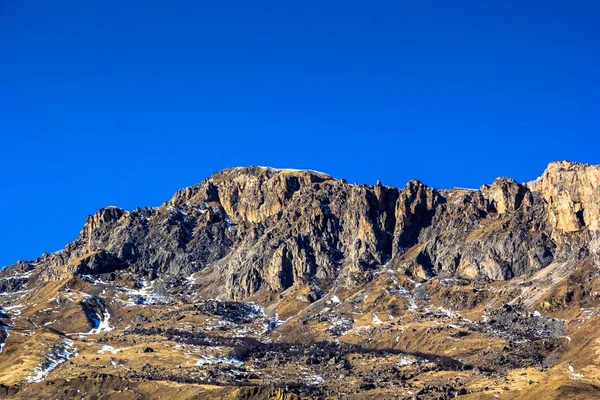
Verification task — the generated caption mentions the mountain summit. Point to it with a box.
[1,162,600,399]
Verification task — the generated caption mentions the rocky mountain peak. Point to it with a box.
[528,161,600,233]
[7,161,599,296]
[2,162,600,399]
[480,177,528,214]
[81,206,127,250]
[168,166,334,224]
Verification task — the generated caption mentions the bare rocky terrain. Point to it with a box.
[1,161,600,399]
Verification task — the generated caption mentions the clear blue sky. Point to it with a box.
[1,1,599,267]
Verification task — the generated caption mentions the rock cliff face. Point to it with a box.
[7,162,598,300]
[1,161,600,399]
[529,161,600,233]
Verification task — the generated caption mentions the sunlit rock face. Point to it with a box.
[1,162,600,399]
[6,162,599,299]
[528,161,600,233]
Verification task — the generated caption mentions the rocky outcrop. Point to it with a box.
[69,250,126,275]
[2,162,599,301]
[481,177,528,215]
[528,161,600,233]
[3,161,600,399]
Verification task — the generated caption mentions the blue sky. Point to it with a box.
[1,1,599,267]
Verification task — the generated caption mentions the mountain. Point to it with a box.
[1,161,600,399]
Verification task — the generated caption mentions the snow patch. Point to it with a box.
[0,325,9,353]
[89,308,112,334]
[0,270,33,281]
[196,354,243,366]
[263,313,284,333]
[80,299,112,335]
[3,304,25,316]
[26,339,77,383]
[118,279,171,306]
[397,356,418,367]
[98,345,129,354]
[568,365,584,379]
[81,275,110,285]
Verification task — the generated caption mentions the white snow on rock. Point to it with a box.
[98,345,129,354]
[26,339,77,383]
[263,313,284,333]
[77,302,112,336]
[568,365,585,379]
[302,373,325,385]
[3,304,25,316]
[88,308,112,335]
[98,345,115,354]
[397,356,419,367]
[435,306,458,319]
[579,307,595,323]
[0,270,33,281]
[0,290,31,298]
[118,279,171,306]
[81,275,110,285]
[0,325,9,353]
[186,273,198,285]
[196,354,243,366]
